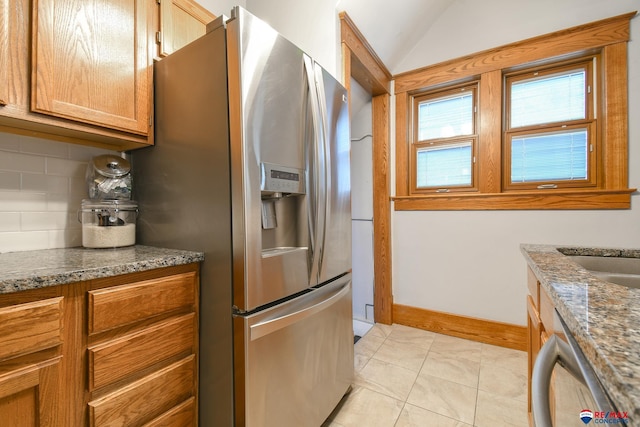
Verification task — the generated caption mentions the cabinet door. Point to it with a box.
[0,0,8,107]
[31,0,152,135]
[158,0,214,57]
[0,358,62,427]
[0,0,29,111]
[526,295,541,419]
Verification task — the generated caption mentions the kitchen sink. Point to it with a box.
[568,255,640,289]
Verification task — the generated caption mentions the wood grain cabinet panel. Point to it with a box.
[88,271,197,334]
[2,0,212,150]
[88,355,195,427]
[158,0,215,57]
[0,298,63,362]
[88,313,195,390]
[142,397,196,427]
[31,0,152,135]
[0,0,30,111]
[0,357,63,427]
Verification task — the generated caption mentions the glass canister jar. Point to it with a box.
[79,199,138,248]
[86,154,132,200]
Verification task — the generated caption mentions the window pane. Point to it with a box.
[511,70,586,128]
[418,93,473,140]
[511,130,588,183]
[417,142,472,187]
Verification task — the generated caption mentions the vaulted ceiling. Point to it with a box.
[335,0,455,74]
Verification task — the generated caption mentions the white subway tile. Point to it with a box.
[0,171,20,191]
[49,228,82,249]
[0,231,50,253]
[68,144,120,161]
[19,135,69,158]
[0,213,21,232]
[22,173,69,194]
[46,193,73,212]
[70,176,90,200]
[46,157,87,178]
[0,133,20,151]
[0,151,46,173]
[0,191,47,212]
[22,212,70,231]
[66,212,82,229]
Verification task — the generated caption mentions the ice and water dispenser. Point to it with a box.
[260,162,310,285]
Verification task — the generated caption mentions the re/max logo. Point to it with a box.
[580,409,630,425]
[594,412,629,419]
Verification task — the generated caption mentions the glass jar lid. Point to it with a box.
[92,154,131,178]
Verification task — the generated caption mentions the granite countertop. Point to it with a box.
[0,245,205,294]
[521,244,640,421]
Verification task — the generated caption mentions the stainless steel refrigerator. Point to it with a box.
[132,6,353,427]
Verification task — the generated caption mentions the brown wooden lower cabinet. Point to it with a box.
[526,266,555,426]
[0,263,200,426]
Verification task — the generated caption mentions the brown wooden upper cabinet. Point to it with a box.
[32,0,152,136]
[158,0,215,57]
[0,0,214,151]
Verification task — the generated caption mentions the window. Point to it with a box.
[504,59,596,190]
[412,84,478,192]
[393,12,633,210]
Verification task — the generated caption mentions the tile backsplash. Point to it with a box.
[0,131,120,253]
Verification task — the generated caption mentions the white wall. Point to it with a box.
[245,0,341,78]
[200,0,342,78]
[196,0,245,19]
[0,132,119,253]
[392,1,640,326]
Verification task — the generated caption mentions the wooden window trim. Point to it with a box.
[503,58,597,191]
[394,12,636,210]
[411,83,479,193]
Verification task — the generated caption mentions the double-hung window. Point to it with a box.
[394,12,633,210]
[504,58,596,190]
[412,84,478,192]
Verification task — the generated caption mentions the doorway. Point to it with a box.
[340,12,393,326]
[350,79,374,337]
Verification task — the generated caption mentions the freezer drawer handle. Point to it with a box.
[250,284,350,341]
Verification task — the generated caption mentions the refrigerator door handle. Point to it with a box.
[303,54,324,285]
[249,283,350,341]
[313,62,330,277]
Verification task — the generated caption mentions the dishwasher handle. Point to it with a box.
[532,334,586,427]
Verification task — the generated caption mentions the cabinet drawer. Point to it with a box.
[88,313,195,390]
[142,397,196,427]
[0,298,63,361]
[88,272,196,334]
[89,355,195,427]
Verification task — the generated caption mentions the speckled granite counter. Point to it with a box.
[0,246,204,294]
[521,244,640,421]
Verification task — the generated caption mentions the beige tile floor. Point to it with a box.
[323,323,529,427]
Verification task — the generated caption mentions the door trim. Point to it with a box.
[339,12,393,324]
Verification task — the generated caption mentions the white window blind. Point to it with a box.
[510,70,586,128]
[416,142,472,188]
[418,93,473,140]
[511,130,588,183]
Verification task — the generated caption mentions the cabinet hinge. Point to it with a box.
[156,31,162,44]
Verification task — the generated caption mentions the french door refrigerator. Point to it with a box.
[132,6,353,427]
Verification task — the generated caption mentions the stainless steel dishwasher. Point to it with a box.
[532,310,622,426]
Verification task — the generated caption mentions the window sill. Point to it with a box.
[393,189,636,211]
